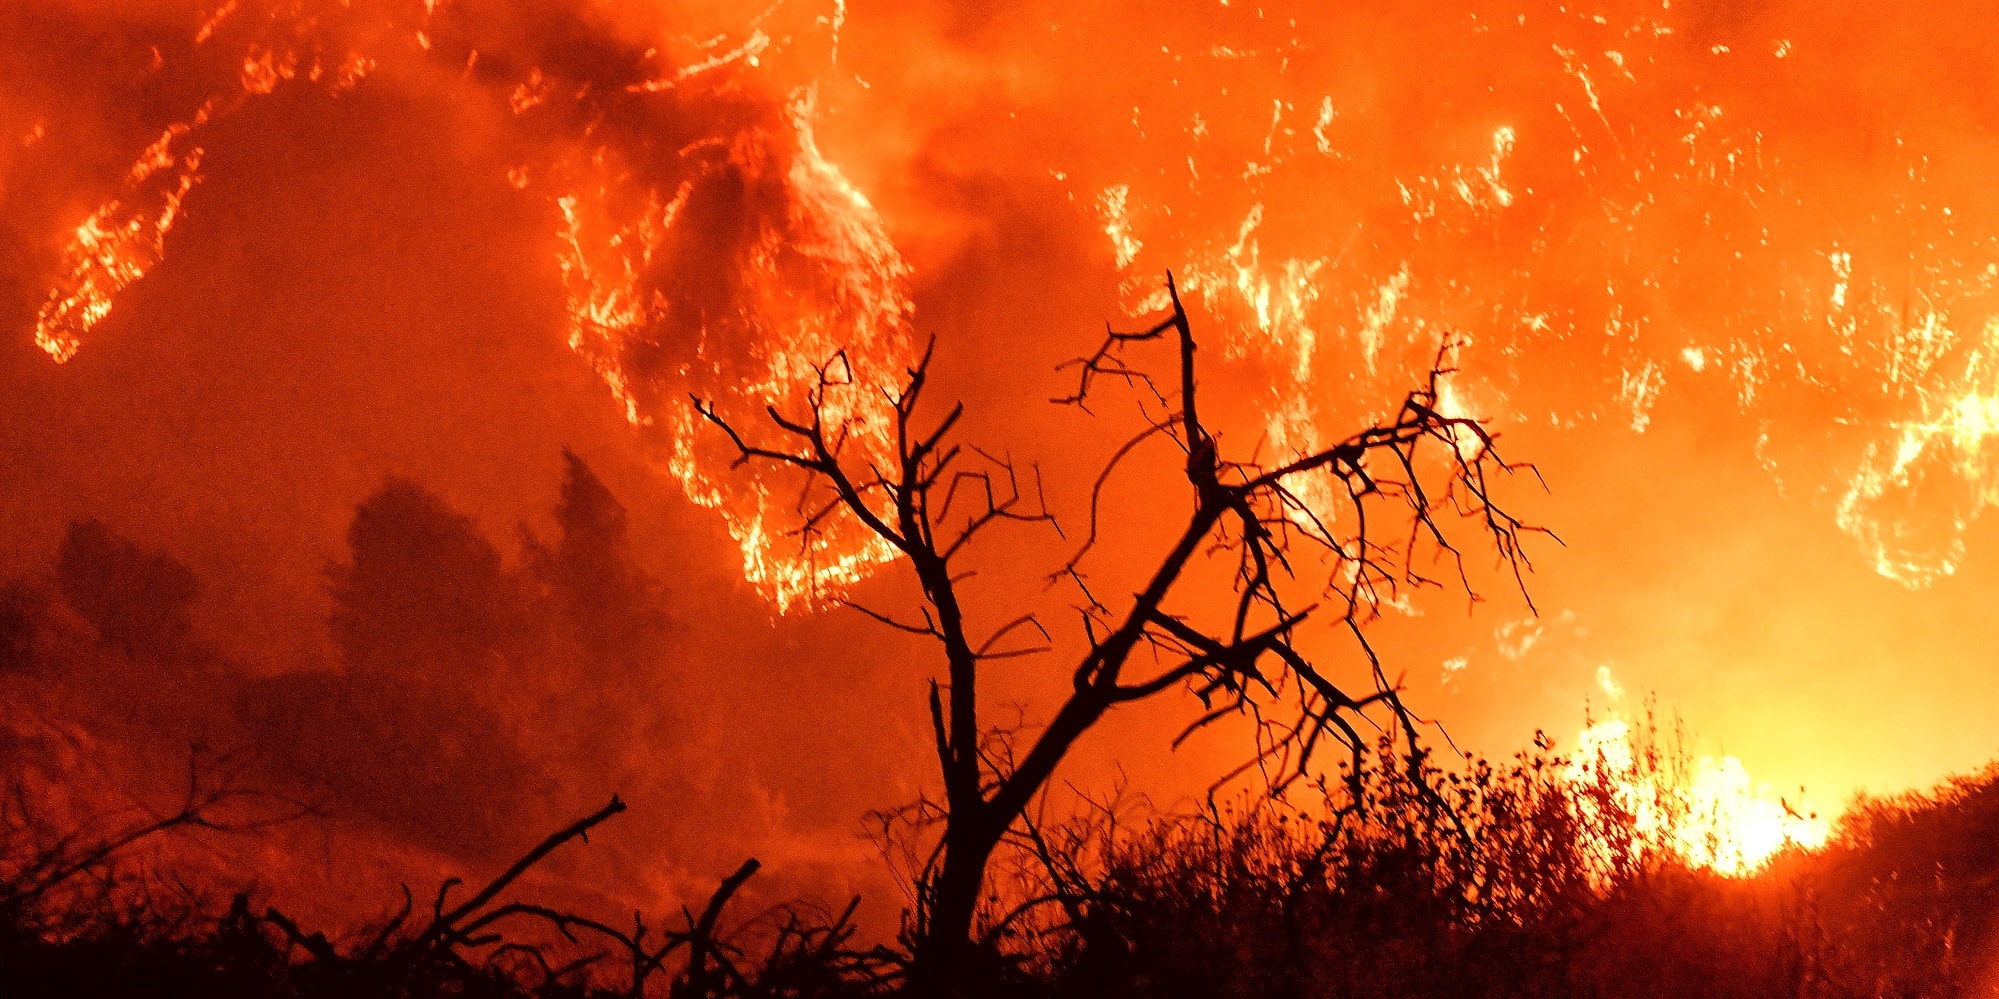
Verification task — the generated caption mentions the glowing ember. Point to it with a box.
[1836,319,1999,585]
[1071,5,1999,591]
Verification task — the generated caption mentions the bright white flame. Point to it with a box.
[1566,716,1832,877]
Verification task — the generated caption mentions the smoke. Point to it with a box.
[0,455,919,928]
[58,519,202,659]
[4,0,923,608]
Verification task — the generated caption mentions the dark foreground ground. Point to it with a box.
[8,725,1999,999]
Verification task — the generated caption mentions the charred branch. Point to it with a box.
[694,273,1546,989]
[0,746,312,922]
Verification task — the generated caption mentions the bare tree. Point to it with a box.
[697,276,1544,992]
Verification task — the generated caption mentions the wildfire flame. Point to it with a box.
[34,110,211,364]
[26,0,918,607]
[1075,4,1999,592]
[32,0,397,365]
[1557,666,1832,876]
[1566,716,1831,876]
[548,86,918,609]
[36,1,1999,609]
[14,6,1989,847]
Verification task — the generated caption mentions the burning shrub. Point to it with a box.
[991,724,1837,999]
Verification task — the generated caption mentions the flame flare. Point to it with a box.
[548,86,917,609]
[34,110,210,364]
[1566,716,1831,877]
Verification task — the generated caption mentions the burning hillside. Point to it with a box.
[5,0,1999,993]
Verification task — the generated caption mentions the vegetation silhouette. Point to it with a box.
[13,721,1999,997]
[8,294,1996,997]
[696,277,1544,992]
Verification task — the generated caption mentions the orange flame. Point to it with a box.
[1564,710,1831,877]
[29,2,916,608]
[34,109,212,364]
[547,85,917,609]
[1071,6,1999,593]
[34,0,389,365]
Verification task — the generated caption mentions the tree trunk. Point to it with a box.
[908,818,1003,996]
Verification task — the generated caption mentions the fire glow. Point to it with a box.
[1069,4,1999,599]
[46,1,1999,607]
[27,0,919,610]
[20,0,1999,884]
[1568,715,1831,877]
[39,2,1999,607]
[34,110,210,364]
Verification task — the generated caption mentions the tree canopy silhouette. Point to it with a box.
[329,477,524,685]
[57,520,200,660]
[696,277,1546,992]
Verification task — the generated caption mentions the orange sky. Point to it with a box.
[6,0,1999,913]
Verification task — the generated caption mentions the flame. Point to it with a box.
[34,110,212,364]
[36,0,1999,623]
[667,87,916,609]
[546,85,917,610]
[553,180,687,428]
[1566,715,1831,877]
[1836,316,1999,585]
[1070,4,1999,592]
[32,0,393,364]
[27,2,917,606]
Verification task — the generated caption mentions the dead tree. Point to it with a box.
[697,276,1543,992]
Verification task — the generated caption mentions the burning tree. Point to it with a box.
[696,276,1542,992]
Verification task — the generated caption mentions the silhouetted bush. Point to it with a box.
[0,582,49,675]
[329,478,526,687]
[1,793,895,999]
[1000,727,1985,999]
[57,520,200,660]
[13,726,1999,997]
[234,457,677,861]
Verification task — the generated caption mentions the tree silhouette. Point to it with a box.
[238,478,550,856]
[56,520,199,660]
[0,583,48,675]
[697,278,1543,992]
[329,477,523,686]
[522,451,677,772]
[525,450,669,672]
